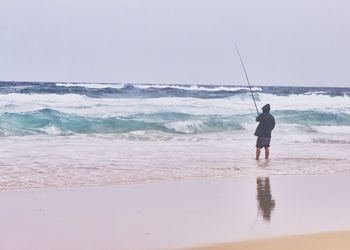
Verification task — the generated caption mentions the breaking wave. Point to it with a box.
[0,108,349,136]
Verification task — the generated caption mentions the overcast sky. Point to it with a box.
[0,0,349,87]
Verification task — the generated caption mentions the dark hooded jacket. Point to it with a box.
[254,104,275,138]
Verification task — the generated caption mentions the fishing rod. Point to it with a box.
[235,45,259,116]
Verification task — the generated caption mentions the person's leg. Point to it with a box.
[256,147,261,160]
[264,147,270,159]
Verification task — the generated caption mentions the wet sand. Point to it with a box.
[1,174,350,249]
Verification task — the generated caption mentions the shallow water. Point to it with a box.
[0,132,349,189]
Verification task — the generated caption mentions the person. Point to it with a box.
[254,104,275,160]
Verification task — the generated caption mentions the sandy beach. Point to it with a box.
[1,174,350,249]
[190,231,350,250]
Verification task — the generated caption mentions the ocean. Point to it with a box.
[0,82,349,189]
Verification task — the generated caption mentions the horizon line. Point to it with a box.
[0,80,349,88]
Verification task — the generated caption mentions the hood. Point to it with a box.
[262,104,270,113]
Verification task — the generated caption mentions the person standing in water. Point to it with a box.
[255,104,275,160]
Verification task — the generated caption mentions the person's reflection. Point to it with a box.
[256,177,276,221]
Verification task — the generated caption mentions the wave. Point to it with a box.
[0,82,263,99]
[274,110,350,126]
[133,84,263,92]
[310,125,350,134]
[257,93,350,113]
[0,109,245,135]
[0,108,349,136]
[1,92,349,118]
[0,109,170,135]
[55,83,126,89]
[1,82,349,99]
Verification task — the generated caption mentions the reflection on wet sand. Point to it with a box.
[257,177,276,221]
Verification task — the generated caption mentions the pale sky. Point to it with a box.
[0,0,349,87]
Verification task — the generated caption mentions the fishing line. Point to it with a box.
[235,45,259,115]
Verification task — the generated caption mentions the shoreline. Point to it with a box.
[1,172,348,192]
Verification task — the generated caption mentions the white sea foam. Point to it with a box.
[257,93,350,113]
[311,125,350,134]
[165,120,204,133]
[304,91,328,95]
[0,133,349,189]
[0,93,255,116]
[56,83,125,89]
[39,125,63,135]
[134,84,262,92]
[0,93,349,119]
